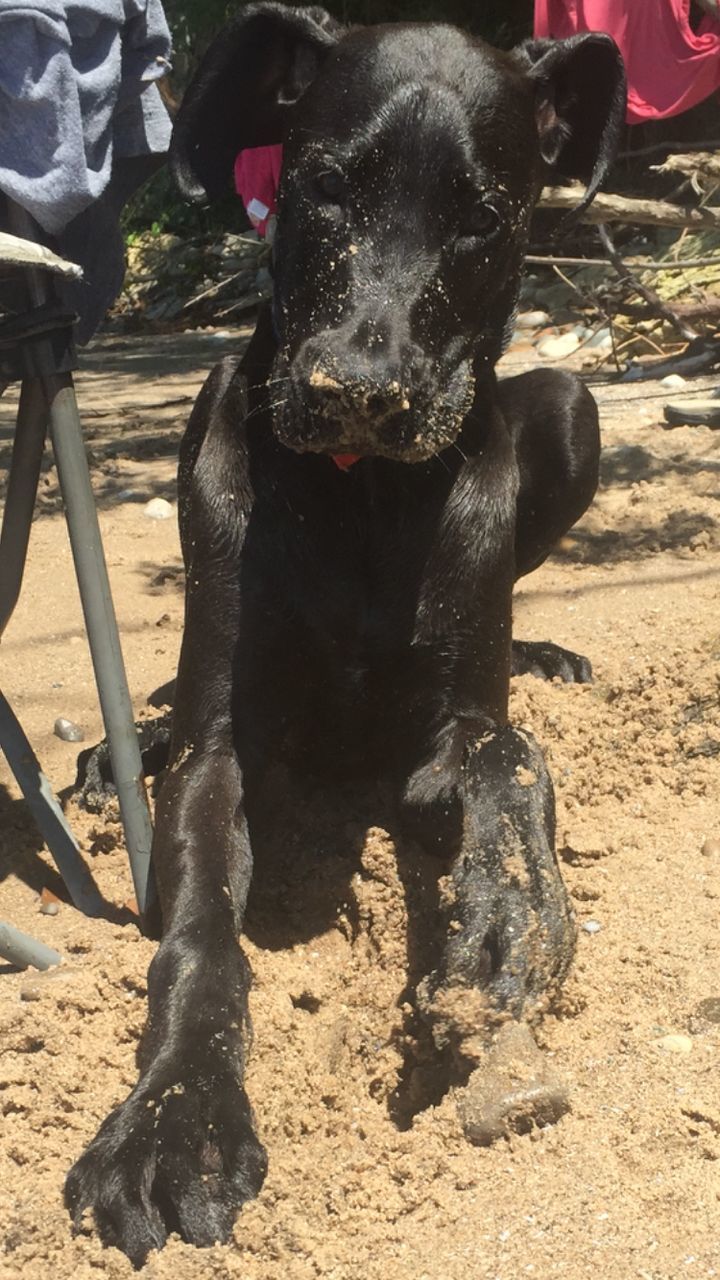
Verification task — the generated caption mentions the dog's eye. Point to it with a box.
[460,204,501,242]
[315,170,346,203]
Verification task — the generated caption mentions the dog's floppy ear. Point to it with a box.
[514,33,626,217]
[171,3,341,202]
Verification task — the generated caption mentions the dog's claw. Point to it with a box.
[512,639,592,683]
[65,1073,267,1267]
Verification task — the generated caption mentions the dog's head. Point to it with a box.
[172,3,625,462]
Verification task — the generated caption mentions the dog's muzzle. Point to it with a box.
[273,355,476,463]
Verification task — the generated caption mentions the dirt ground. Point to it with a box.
[1,327,719,1280]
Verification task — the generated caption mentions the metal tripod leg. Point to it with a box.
[1,201,154,923]
[0,379,103,916]
[44,372,155,916]
[0,921,61,970]
[0,691,102,915]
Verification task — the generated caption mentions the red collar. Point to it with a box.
[331,453,360,471]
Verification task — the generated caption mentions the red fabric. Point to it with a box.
[534,0,720,122]
[331,453,361,470]
[234,144,283,235]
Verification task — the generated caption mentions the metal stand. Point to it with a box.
[0,203,155,936]
[0,921,62,971]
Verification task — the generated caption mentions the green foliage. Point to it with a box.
[121,158,247,238]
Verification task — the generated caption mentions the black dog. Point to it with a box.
[65,4,625,1265]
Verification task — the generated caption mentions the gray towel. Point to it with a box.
[0,1,172,341]
[0,0,172,234]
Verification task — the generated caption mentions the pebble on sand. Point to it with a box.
[515,310,551,330]
[584,326,613,351]
[701,837,720,857]
[653,1034,693,1054]
[144,497,174,520]
[582,919,602,935]
[39,888,61,916]
[53,716,84,743]
[536,331,581,360]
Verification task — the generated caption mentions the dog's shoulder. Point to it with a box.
[180,356,250,484]
[178,354,255,562]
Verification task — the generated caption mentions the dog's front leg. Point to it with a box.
[65,416,266,1265]
[65,732,266,1266]
[418,724,575,1064]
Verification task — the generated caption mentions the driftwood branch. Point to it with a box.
[653,151,720,181]
[610,297,720,322]
[619,340,720,382]
[539,184,720,230]
[525,254,720,271]
[596,223,699,341]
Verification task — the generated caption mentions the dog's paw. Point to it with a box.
[418,727,576,1053]
[65,1072,267,1267]
[419,859,575,1054]
[511,639,592,683]
[74,715,172,813]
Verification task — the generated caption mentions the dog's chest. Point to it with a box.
[247,459,508,686]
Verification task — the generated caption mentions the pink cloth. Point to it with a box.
[234,144,283,235]
[534,0,720,122]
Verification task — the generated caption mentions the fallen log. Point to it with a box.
[539,184,720,230]
[619,338,720,382]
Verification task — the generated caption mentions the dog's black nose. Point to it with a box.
[307,362,411,423]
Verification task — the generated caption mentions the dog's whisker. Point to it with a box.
[242,395,289,426]
[432,449,453,475]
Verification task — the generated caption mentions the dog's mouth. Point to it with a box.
[270,358,476,464]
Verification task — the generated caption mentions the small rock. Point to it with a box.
[584,326,613,351]
[516,309,551,330]
[19,967,75,1002]
[660,374,686,389]
[654,1034,693,1054]
[582,919,602,935]
[459,1023,570,1146]
[693,996,720,1025]
[19,980,42,1002]
[115,488,141,503]
[701,837,720,857]
[39,888,61,917]
[536,331,581,360]
[54,716,84,743]
[144,497,174,520]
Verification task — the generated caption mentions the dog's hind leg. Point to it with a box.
[499,367,600,683]
[417,723,574,1064]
